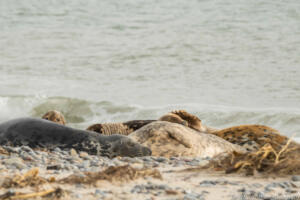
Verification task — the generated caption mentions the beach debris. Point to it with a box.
[200,138,300,175]
[291,175,300,182]
[0,147,9,155]
[46,164,63,170]
[165,189,180,195]
[70,148,78,157]
[79,151,89,159]
[1,165,161,189]
[1,168,51,188]
[2,157,26,170]
[183,191,207,200]
[235,186,300,200]
[0,143,299,200]
[131,183,169,194]
[59,165,162,184]
[0,188,64,200]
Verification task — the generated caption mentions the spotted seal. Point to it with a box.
[128,121,245,158]
[87,110,203,135]
[159,110,218,132]
[86,120,156,135]
[162,111,294,151]
[209,125,293,152]
[42,110,66,125]
[0,118,151,158]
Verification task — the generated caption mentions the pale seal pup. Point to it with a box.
[0,118,151,158]
[128,121,245,158]
[161,111,295,152]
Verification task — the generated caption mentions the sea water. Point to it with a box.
[0,0,299,137]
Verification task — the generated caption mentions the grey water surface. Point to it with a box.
[0,0,299,136]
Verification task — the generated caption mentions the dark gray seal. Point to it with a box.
[0,118,151,158]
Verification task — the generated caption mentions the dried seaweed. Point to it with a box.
[204,139,300,176]
[60,165,162,184]
[1,168,49,188]
[0,147,9,155]
[1,165,161,192]
[0,188,64,200]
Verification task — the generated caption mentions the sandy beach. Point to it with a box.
[0,146,300,200]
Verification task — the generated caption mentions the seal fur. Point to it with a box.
[209,125,294,152]
[87,110,205,135]
[0,118,151,158]
[87,120,156,135]
[129,121,245,158]
[42,110,66,125]
[162,111,294,152]
[159,110,218,132]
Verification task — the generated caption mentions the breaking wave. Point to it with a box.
[0,95,299,137]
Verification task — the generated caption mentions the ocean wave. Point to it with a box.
[0,96,299,137]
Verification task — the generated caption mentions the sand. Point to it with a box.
[0,146,299,200]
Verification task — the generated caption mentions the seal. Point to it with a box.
[42,110,66,125]
[87,120,156,135]
[158,112,188,126]
[128,121,245,158]
[87,110,202,135]
[0,118,151,158]
[209,125,293,152]
[160,111,294,151]
[159,110,218,132]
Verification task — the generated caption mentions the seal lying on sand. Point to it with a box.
[161,111,295,152]
[42,110,66,125]
[209,125,294,152]
[87,120,156,135]
[87,110,202,135]
[0,118,151,158]
[128,121,245,158]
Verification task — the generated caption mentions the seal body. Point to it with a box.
[0,118,151,158]
[129,121,245,158]
[160,111,293,151]
[210,125,292,151]
[87,120,156,135]
[86,110,207,136]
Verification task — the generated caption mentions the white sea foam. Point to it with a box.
[0,95,299,137]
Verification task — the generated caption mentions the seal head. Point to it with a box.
[103,135,152,158]
[42,110,66,125]
[160,110,218,133]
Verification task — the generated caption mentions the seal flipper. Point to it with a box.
[166,130,192,148]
